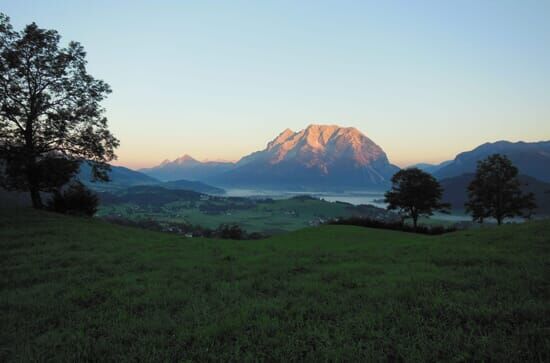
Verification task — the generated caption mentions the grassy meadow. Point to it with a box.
[1,208,549,361]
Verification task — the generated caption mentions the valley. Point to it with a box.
[96,187,397,235]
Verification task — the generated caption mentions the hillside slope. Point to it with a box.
[78,163,160,191]
[1,209,549,361]
[78,164,225,195]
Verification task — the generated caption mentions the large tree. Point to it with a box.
[0,13,118,208]
[384,168,449,230]
[465,154,536,225]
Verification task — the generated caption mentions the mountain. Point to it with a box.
[161,179,225,195]
[98,185,204,206]
[79,163,225,194]
[409,161,452,174]
[78,163,160,191]
[440,173,550,215]
[434,141,550,182]
[140,155,234,182]
[210,124,400,190]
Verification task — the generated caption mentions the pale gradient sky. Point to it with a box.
[2,0,549,168]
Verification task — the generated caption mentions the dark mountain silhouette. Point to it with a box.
[440,173,550,215]
[78,163,225,194]
[140,155,234,182]
[78,163,159,191]
[434,141,550,182]
[98,186,204,207]
[409,161,452,174]
[161,179,225,195]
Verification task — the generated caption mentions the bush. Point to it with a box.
[327,217,457,235]
[217,224,244,240]
[47,182,99,216]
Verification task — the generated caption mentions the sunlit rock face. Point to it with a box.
[218,124,400,190]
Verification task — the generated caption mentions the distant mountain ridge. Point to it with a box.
[79,163,159,191]
[140,155,234,182]
[434,140,550,182]
[139,129,550,192]
[141,124,400,190]
[78,163,224,194]
[409,161,452,174]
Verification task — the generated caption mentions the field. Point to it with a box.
[1,208,549,361]
[96,187,396,234]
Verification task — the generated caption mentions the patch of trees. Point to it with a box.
[291,195,319,202]
[98,187,202,206]
[199,200,255,214]
[101,216,265,240]
[256,198,275,204]
[384,154,538,228]
[46,181,98,216]
[349,204,400,222]
[328,217,457,235]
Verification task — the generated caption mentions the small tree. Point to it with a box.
[218,224,244,240]
[0,13,118,208]
[384,168,449,230]
[466,154,536,225]
[47,181,99,216]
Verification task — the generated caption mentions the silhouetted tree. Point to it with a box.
[0,13,118,208]
[47,181,98,216]
[384,168,449,230]
[466,154,536,225]
[218,224,244,240]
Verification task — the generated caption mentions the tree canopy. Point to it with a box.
[0,13,118,208]
[384,168,449,229]
[465,154,536,225]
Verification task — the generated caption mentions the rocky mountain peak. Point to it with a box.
[173,154,199,164]
[258,124,386,166]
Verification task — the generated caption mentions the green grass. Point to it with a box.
[1,208,549,361]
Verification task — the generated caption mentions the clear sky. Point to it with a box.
[2,0,549,168]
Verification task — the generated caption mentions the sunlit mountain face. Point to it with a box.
[142,124,399,190]
[238,124,393,169]
[193,125,397,190]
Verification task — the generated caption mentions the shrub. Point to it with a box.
[217,224,244,240]
[327,217,456,235]
[47,182,99,216]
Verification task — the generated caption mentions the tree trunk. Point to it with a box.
[25,148,42,209]
[412,215,418,231]
[29,185,43,209]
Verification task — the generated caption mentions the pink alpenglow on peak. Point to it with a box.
[218,124,400,190]
[246,124,388,167]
